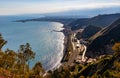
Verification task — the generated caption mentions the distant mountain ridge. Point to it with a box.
[16,13,120,31]
[70,13,120,30]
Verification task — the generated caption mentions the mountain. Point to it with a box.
[80,25,101,39]
[69,18,89,30]
[86,18,120,58]
[70,13,120,30]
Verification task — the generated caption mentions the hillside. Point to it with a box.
[86,18,120,57]
[45,43,120,78]
[89,17,120,41]
[70,13,120,30]
[76,46,120,78]
[76,25,101,39]
[69,18,89,29]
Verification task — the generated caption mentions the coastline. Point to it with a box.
[61,28,69,62]
[15,20,70,71]
[49,23,71,71]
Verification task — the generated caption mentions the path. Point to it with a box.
[82,45,87,62]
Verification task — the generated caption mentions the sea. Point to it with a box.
[0,15,64,70]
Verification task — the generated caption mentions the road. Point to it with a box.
[71,33,87,62]
[69,34,87,64]
[82,45,87,62]
[62,33,88,68]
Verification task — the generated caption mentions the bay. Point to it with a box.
[0,16,64,70]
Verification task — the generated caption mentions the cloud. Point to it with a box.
[0,0,120,15]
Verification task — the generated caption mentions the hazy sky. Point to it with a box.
[0,0,120,15]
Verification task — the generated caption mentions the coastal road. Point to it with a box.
[67,34,77,65]
[82,45,87,62]
[71,32,87,62]
[63,33,87,67]
[70,34,87,63]
[71,34,76,51]
[69,34,87,63]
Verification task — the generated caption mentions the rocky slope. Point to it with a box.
[86,18,120,57]
[80,25,101,39]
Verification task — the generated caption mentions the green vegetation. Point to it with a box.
[0,34,44,78]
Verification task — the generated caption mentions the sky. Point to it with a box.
[0,0,120,15]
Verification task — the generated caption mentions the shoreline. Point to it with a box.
[49,23,71,71]
[61,28,69,62]
[48,23,66,71]
[16,20,70,71]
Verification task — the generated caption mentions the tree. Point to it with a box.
[4,49,16,69]
[0,34,7,50]
[17,43,35,74]
[18,43,35,66]
[0,34,46,77]
[112,42,120,53]
[32,62,45,78]
[24,43,35,64]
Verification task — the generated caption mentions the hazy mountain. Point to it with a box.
[70,13,120,30]
[76,25,101,39]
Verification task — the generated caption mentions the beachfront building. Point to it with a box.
[76,44,80,48]
[77,40,80,44]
